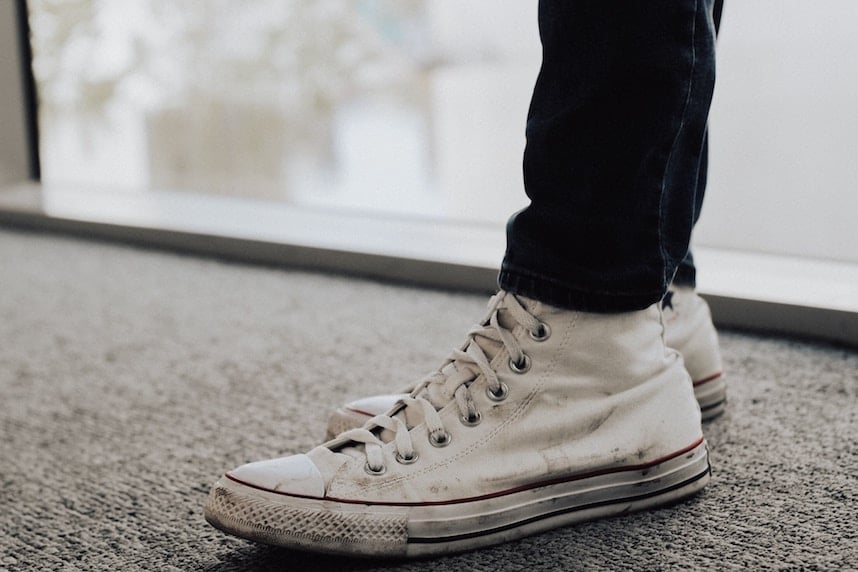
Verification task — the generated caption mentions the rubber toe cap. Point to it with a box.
[227,453,325,498]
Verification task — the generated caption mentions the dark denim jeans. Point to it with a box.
[499,0,723,312]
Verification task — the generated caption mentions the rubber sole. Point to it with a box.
[694,373,727,421]
[204,439,710,558]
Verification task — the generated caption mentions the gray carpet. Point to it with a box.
[1,227,855,571]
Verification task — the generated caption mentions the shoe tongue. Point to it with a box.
[334,444,365,462]
[418,299,519,409]
[420,292,536,407]
[307,444,352,474]
[472,294,529,362]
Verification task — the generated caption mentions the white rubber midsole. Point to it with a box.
[694,374,727,420]
[205,440,710,558]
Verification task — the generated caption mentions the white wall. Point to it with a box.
[699,1,858,263]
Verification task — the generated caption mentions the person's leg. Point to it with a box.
[499,0,717,312]
[674,0,724,287]
[206,1,719,557]
[666,121,727,419]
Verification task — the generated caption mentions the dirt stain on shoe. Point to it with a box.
[586,407,617,434]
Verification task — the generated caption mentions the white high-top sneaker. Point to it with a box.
[205,292,710,558]
[326,286,725,438]
[662,285,726,419]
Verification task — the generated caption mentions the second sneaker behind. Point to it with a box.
[662,285,726,419]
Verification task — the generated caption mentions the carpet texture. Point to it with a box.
[1,228,855,571]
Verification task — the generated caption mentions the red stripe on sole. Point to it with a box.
[692,372,722,387]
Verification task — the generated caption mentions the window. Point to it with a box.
[3,1,856,344]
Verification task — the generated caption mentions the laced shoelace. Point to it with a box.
[335,291,549,474]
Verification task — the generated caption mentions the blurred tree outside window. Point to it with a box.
[29,0,456,214]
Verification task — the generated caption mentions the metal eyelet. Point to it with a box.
[364,462,386,476]
[429,430,452,448]
[460,411,482,427]
[395,451,419,465]
[509,353,531,374]
[529,322,551,342]
[486,382,509,402]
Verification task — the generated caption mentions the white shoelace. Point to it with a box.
[335,291,546,474]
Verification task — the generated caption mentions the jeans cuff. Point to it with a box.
[672,262,697,288]
[498,267,665,313]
